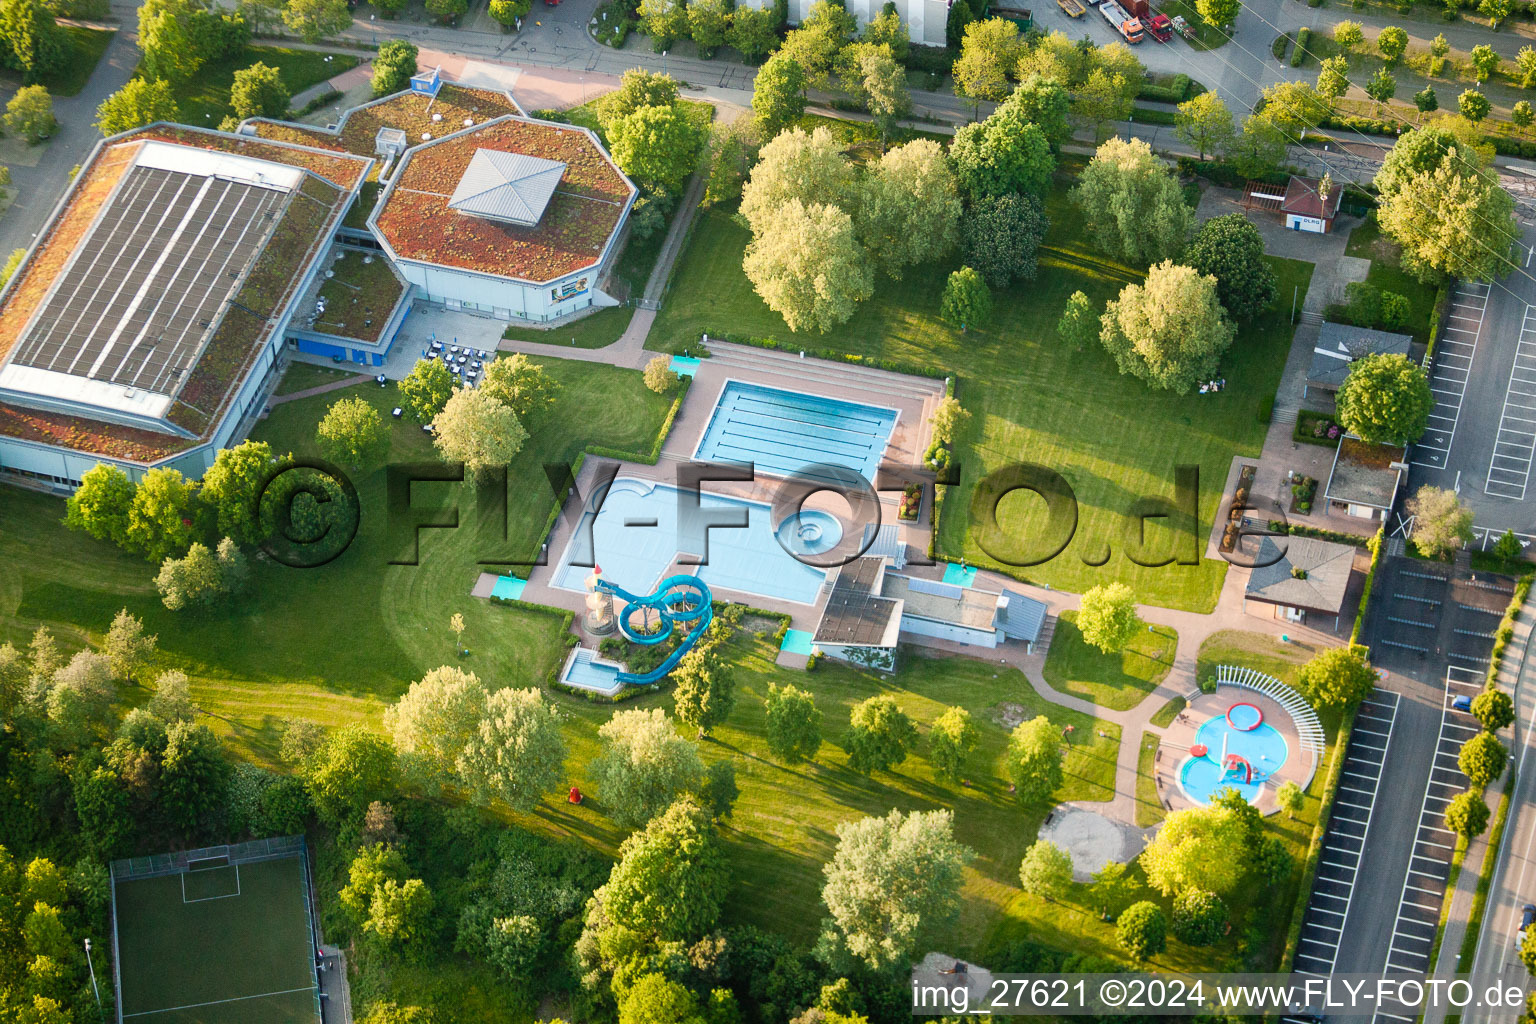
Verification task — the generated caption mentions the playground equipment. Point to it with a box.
[594,574,714,685]
[1226,702,1264,731]
[1222,754,1255,784]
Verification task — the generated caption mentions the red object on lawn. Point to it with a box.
[1190,744,1208,757]
[568,786,582,804]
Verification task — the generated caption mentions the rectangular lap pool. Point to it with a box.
[693,381,898,482]
[554,477,827,604]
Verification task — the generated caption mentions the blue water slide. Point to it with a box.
[594,575,714,685]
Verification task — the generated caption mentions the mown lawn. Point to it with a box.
[159,46,359,127]
[649,175,1314,613]
[1041,612,1177,711]
[1134,730,1163,827]
[502,304,634,349]
[273,361,357,395]
[1195,628,1325,690]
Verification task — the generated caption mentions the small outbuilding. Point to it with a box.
[1280,175,1343,234]
[1243,535,1358,630]
[1306,322,1414,398]
[1324,436,1407,522]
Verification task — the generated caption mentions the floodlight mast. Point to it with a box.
[84,937,104,1020]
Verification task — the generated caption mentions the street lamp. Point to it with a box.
[84,938,103,1020]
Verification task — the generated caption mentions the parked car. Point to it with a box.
[1519,904,1535,947]
[1452,695,1474,713]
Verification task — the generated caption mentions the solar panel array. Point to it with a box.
[10,164,291,398]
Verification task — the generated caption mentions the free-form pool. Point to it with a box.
[693,381,898,483]
[1178,712,1291,806]
[554,478,827,605]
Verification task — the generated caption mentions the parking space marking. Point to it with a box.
[1486,307,1536,500]
[1414,283,1487,468]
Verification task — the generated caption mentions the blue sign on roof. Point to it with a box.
[410,67,443,96]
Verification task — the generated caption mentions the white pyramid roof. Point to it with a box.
[447,148,566,226]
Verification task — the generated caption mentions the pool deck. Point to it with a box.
[1153,686,1318,816]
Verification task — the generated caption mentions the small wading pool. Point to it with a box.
[1178,711,1291,806]
[775,509,843,557]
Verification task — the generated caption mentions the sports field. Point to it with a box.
[114,855,318,1023]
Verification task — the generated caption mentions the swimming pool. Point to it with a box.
[775,509,843,557]
[693,381,898,483]
[1178,712,1291,806]
[562,648,625,696]
[553,478,827,604]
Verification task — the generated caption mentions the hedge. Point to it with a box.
[1267,521,1376,548]
[1137,73,1195,103]
[903,43,958,74]
[1281,702,1359,969]
[1425,279,1455,359]
[1272,33,1290,61]
[1350,527,1386,645]
[1485,573,1534,689]
[1291,26,1310,66]
[1175,157,1290,189]
[1293,409,1342,447]
[1131,105,1177,125]
[715,333,952,381]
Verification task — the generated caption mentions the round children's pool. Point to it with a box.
[775,509,844,557]
[1178,709,1290,806]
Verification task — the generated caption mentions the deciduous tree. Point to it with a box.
[607,101,705,195]
[200,441,276,545]
[1172,888,1228,945]
[844,694,916,774]
[95,78,180,135]
[751,52,806,137]
[743,199,872,333]
[1099,261,1234,394]
[160,720,231,835]
[0,0,63,82]
[1333,20,1363,48]
[961,191,1048,288]
[1406,486,1475,559]
[460,687,566,810]
[1459,731,1508,787]
[1377,24,1407,65]
[126,468,199,562]
[1057,290,1097,351]
[816,808,973,972]
[1175,91,1234,160]
[102,609,156,682]
[1227,113,1288,179]
[1017,839,1072,900]
[1459,88,1491,122]
[1077,582,1141,652]
[1470,44,1501,82]
[1182,213,1278,322]
[3,84,51,142]
[1005,715,1062,802]
[1446,789,1490,838]
[593,796,730,943]
[317,395,388,471]
[764,682,822,762]
[727,6,778,62]
[1071,137,1193,266]
[1336,352,1433,444]
[1316,55,1350,104]
[949,107,1054,201]
[65,463,136,548]
[1006,73,1072,149]
[856,139,959,278]
[740,125,852,236]
[230,61,288,120]
[940,266,991,330]
[927,706,978,783]
[590,708,704,827]
[303,725,398,828]
[1116,901,1167,960]
[1140,804,1248,895]
[672,644,736,737]
[481,353,558,420]
[1276,780,1304,818]
[432,389,528,478]
[1297,645,1376,710]
[687,0,730,57]
[1472,689,1516,731]
[398,357,453,422]
[282,0,351,40]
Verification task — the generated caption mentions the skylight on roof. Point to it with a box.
[446,148,566,227]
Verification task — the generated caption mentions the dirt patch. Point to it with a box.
[740,614,786,635]
[992,701,1029,730]
[1039,806,1137,880]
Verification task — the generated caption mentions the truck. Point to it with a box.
[1097,0,1144,41]
[1057,0,1086,17]
[1122,0,1149,17]
[991,0,1034,28]
[1146,11,1173,40]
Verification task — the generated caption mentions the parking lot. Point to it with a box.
[1485,304,1536,501]
[1288,690,1401,980]
[1367,554,1511,674]
[1412,281,1486,472]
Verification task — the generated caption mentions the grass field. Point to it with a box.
[273,362,359,395]
[1195,628,1324,690]
[0,25,115,97]
[648,175,1313,613]
[1041,611,1177,711]
[114,855,316,1023]
[161,47,359,127]
[502,304,634,349]
[1134,730,1164,827]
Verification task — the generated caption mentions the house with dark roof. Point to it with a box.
[1324,436,1407,522]
[1281,175,1343,233]
[1306,323,1414,398]
[812,556,1050,670]
[1243,535,1359,630]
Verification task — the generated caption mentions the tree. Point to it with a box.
[1171,889,1227,945]
[1259,80,1327,135]
[155,542,225,611]
[698,759,738,819]
[1446,789,1490,838]
[596,68,679,129]
[1006,74,1072,150]
[1472,689,1516,731]
[1017,839,1073,901]
[1377,24,1408,65]
[47,650,115,744]
[1175,92,1234,160]
[384,665,489,780]
[1071,137,1193,266]
[136,0,206,82]
[229,61,288,121]
[1459,731,1509,787]
[1519,47,1536,89]
[1316,56,1351,105]
[282,0,350,40]
[1297,645,1375,710]
[590,708,704,827]
[3,84,51,142]
[856,139,959,278]
[596,796,730,942]
[779,1,855,86]
[65,463,136,547]
[643,355,678,393]
[848,44,908,147]
[930,395,971,446]
[1117,901,1167,961]
[1515,101,1534,130]
[194,441,274,547]
[1276,780,1305,818]
[316,395,388,471]
[432,389,528,478]
[1195,0,1236,25]
[1470,44,1501,82]
[1072,67,1134,142]
[95,78,180,135]
[1408,486,1477,561]
[752,53,806,138]
[672,645,736,737]
[1100,261,1235,394]
[959,17,1025,86]
[1075,582,1141,653]
[1375,131,1516,282]
[1227,113,1288,179]
[740,126,852,237]
[126,467,199,562]
[727,6,778,62]
[1183,213,1279,323]
[944,0,972,47]
[1057,290,1097,351]
[952,41,1007,112]
[1333,19,1364,48]
[816,809,973,972]
[1459,88,1491,122]
[102,609,156,682]
[928,706,979,783]
[949,109,1054,201]
[487,0,530,26]
[1481,0,1512,26]
[480,353,558,420]
[1336,353,1433,445]
[460,687,566,810]
[371,39,417,95]
[160,720,231,835]
[861,5,907,61]
[1088,861,1138,919]
[940,267,991,330]
[399,358,454,422]
[636,0,686,49]
[607,102,705,195]
[743,200,873,334]
[73,766,132,858]
[960,191,1049,289]
[339,844,409,923]
[0,0,62,82]
[1005,715,1062,802]
[149,668,196,722]
[765,683,822,762]
[1416,86,1441,117]
[687,0,730,57]
[843,694,916,774]
[1140,804,1248,895]
[303,725,398,828]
